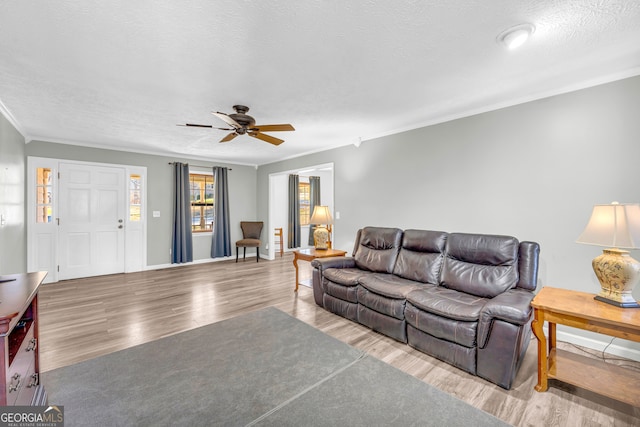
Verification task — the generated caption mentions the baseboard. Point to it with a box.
[550,327,640,362]
[145,255,236,271]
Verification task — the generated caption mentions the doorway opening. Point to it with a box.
[267,163,334,261]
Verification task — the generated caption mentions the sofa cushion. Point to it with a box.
[406,287,487,322]
[359,273,427,299]
[407,325,477,374]
[323,294,358,322]
[325,280,359,303]
[358,305,407,342]
[354,227,403,273]
[393,229,447,284]
[323,268,367,286]
[405,302,477,347]
[440,233,519,298]
[357,274,429,320]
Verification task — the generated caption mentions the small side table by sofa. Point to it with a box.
[531,286,640,407]
[293,248,347,292]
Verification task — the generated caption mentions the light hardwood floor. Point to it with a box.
[38,254,640,426]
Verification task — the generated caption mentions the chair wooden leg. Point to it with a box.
[257,247,259,262]
[236,247,239,263]
[243,247,246,261]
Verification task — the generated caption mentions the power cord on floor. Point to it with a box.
[528,334,640,372]
[564,337,640,372]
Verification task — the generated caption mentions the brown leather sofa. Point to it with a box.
[311,226,540,389]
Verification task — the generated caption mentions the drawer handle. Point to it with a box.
[8,373,21,393]
[27,373,39,388]
[26,338,37,352]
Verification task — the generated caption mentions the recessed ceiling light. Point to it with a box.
[497,23,535,50]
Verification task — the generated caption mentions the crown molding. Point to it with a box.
[0,96,31,141]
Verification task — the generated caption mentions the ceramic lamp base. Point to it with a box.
[313,226,329,250]
[594,295,640,308]
[592,248,640,308]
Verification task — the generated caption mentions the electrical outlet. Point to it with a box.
[266,243,269,250]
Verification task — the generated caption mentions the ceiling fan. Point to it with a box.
[180,105,295,146]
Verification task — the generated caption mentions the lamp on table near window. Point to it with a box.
[577,202,640,308]
[310,206,333,250]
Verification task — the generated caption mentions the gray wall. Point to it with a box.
[0,113,27,274]
[25,141,257,266]
[257,75,640,355]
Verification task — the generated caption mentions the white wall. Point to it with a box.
[0,112,26,274]
[256,75,640,359]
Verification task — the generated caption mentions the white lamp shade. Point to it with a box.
[310,206,333,225]
[576,203,640,249]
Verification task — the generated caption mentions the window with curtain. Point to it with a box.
[299,182,310,225]
[189,173,214,232]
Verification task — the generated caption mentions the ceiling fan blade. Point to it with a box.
[212,112,242,129]
[252,124,295,132]
[249,132,284,146]
[220,132,238,143]
[179,123,213,128]
[179,123,234,131]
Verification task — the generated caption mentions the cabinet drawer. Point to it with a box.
[5,325,36,405]
[14,359,38,406]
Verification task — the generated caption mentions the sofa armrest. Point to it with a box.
[311,257,356,308]
[517,241,540,291]
[311,257,356,271]
[477,288,534,348]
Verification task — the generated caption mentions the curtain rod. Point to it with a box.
[168,162,232,170]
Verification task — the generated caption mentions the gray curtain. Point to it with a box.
[308,176,321,246]
[288,174,301,248]
[211,166,232,258]
[171,162,193,263]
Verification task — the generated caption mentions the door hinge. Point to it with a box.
[58,172,60,179]
[56,218,60,225]
[57,265,59,272]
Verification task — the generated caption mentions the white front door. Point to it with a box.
[58,163,126,280]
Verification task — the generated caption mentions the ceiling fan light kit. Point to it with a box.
[181,105,294,146]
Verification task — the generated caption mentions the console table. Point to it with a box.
[0,271,47,406]
[293,248,346,292]
[531,286,640,407]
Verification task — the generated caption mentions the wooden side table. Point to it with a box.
[531,286,640,407]
[293,248,346,292]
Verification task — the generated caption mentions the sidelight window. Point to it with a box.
[35,168,53,223]
[129,174,142,222]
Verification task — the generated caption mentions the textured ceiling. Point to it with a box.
[1,1,639,166]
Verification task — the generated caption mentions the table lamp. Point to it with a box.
[310,206,333,250]
[576,202,640,308]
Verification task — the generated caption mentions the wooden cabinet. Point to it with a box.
[0,272,47,406]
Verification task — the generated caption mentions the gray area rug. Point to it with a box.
[43,307,510,427]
